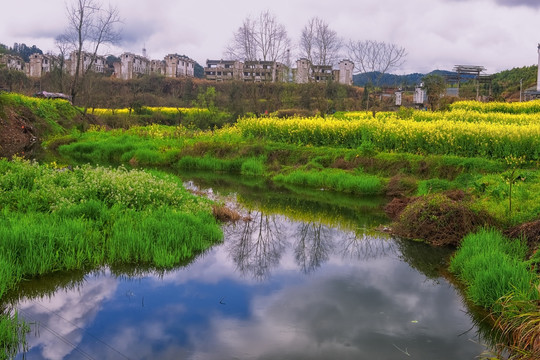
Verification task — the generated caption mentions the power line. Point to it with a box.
[17,300,132,360]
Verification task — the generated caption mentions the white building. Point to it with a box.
[28,53,52,78]
[537,43,540,92]
[337,60,354,86]
[204,59,244,81]
[0,54,25,72]
[119,52,149,80]
[165,54,195,78]
[68,51,106,76]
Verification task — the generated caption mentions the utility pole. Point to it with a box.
[520,78,523,102]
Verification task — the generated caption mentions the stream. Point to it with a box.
[11,173,494,359]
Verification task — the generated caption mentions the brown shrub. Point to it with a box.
[330,156,360,170]
[385,174,417,197]
[212,205,242,223]
[505,219,540,251]
[391,193,493,246]
[384,197,412,220]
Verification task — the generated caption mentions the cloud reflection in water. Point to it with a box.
[15,210,487,359]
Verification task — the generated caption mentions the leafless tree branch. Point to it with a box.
[347,40,406,82]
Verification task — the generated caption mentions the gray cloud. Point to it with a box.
[496,0,540,8]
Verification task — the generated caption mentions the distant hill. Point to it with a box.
[353,70,456,88]
[0,43,43,62]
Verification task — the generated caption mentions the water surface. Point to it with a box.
[12,175,492,359]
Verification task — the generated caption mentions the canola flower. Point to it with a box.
[89,106,209,116]
[237,114,540,160]
[449,100,540,114]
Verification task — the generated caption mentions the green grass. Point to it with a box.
[240,157,265,176]
[273,168,384,195]
[449,228,539,311]
[0,92,80,136]
[0,158,223,357]
[176,155,243,172]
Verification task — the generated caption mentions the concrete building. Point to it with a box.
[537,43,540,92]
[242,61,287,82]
[414,85,427,105]
[337,60,354,86]
[205,60,244,81]
[165,54,195,78]
[312,64,333,82]
[523,44,540,100]
[0,54,25,72]
[28,53,52,78]
[118,52,149,80]
[150,59,166,75]
[67,51,106,76]
[295,58,311,84]
[293,58,354,85]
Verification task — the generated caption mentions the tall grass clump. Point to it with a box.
[107,207,222,268]
[451,228,540,359]
[273,168,384,195]
[0,157,224,357]
[176,155,243,173]
[450,228,538,310]
[241,157,265,176]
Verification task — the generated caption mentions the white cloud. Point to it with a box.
[2,0,539,73]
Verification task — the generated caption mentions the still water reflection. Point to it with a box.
[13,176,490,359]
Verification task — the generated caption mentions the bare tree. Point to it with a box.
[347,40,406,83]
[299,17,342,66]
[256,11,290,63]
[225,17,258,61]
[225,11,290,63]
[61,0,121,104]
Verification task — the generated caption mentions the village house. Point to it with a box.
[113,53,195,80]
[336,60,354,86]
[205,57,354,85]
[243,60,288,82]
[164,54,195,78]
[67,51,106,76]
[205,60,244,81]
[295,58,354,85]
[28,53,53,78]
[115,52,150,80]
[0,53,25,72]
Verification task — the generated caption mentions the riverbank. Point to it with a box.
[1,92,539,358]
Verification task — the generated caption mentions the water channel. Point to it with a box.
[11,172,494,359]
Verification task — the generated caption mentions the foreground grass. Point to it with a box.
[450,229,540,358]
[0,158,223,357]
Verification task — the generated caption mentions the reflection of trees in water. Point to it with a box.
[340,232,397,261]
[293,222,334,274]
[224,207,398,278]
[225,211,286,281]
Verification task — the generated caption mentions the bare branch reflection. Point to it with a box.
[293,222,334,274]
[225,211,286,281]
[340,232,397,261]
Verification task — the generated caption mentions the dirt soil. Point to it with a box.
[0,107,39,158]
[506,220,540,254]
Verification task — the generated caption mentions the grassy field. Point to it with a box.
[2,96,540,359]
[0,158,223,356]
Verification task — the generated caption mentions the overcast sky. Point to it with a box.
[1,0,539,74]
